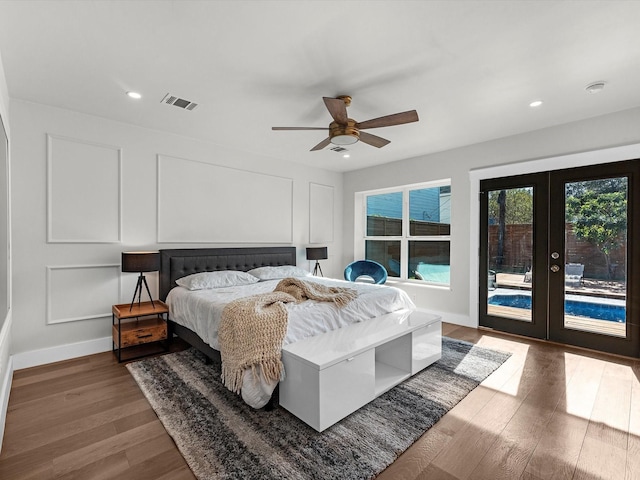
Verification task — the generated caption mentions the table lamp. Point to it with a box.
[122,251,160,311]
[306,247,328,277]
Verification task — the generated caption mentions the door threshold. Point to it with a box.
[477,326,638,361]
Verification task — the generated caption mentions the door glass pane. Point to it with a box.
[365,240,400,278]
[564,178,627,337]
[366,192,402,236]
[486,187,534,322]
[409,241,450,284]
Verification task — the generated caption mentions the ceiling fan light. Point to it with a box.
[585,82,606,94]
[331,134,359,146]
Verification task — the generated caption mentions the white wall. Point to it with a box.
[10,100,343,363]
[343,106,640,327]
[0,47,11,453]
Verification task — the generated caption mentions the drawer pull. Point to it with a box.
[346,357,355,362]
[137,334,153,339]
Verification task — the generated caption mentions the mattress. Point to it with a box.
[166,276,416,351]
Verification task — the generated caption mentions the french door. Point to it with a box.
[479,160,639,357]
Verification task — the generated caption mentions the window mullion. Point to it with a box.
[401,189,410,279]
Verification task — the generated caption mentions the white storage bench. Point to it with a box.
[279,309,442,431]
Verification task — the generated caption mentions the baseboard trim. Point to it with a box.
[12,336,112,371]
[415,308,475,328]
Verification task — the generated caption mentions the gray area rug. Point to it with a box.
[127,337,510,480]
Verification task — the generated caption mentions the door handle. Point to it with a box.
[550,265,560,273]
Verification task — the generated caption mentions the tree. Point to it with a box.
[565,178,627,279]
[487,188,533,271]
[488,188,533,225]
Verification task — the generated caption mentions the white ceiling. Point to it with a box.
[1,0,640,172]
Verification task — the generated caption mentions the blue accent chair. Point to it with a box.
[344,260,388,284]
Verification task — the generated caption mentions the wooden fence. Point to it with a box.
[488,224,625,280]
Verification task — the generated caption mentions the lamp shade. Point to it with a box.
[306,247,328,261]
[121,251,160,273]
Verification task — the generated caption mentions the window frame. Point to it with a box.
[359,179,451,285]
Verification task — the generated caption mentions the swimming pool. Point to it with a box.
[488,294,626,323]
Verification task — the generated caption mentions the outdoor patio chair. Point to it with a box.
[565,263,584,287]
[488,270,497,290]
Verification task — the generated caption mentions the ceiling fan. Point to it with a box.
[272,96,419,151]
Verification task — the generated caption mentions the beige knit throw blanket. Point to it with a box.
[219,291,296,394]
[274,277,358,308]
[219,278,358,394]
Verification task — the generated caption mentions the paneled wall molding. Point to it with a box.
[46,134,122,243]
[156,154,294,243]
[309,182,334,244]
[46,264,121,324]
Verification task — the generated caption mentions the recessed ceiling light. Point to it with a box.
[126,91,142,99]
[585,82,606,94]
[529,100,543,108]
[343,154,350,158]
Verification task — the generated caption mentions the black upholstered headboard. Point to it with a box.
[159,247,297,301]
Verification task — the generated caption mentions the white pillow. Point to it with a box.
[175,270,259,290]
[247,265,311,281]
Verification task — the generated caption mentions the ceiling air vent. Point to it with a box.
[161,93,198,111]
[330,146,348,153]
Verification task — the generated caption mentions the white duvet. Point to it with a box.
[166,276,415,407]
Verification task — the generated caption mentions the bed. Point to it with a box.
[159,247,416,408]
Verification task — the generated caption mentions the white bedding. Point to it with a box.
[166,276,415,350]
[165,276,415,407]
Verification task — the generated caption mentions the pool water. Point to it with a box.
[488,294,625,323]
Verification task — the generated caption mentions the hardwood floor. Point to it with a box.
[1,325,638,479]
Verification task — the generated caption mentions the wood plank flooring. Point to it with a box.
[1,325,638,480]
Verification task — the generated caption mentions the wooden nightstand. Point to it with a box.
[112,300,169,362]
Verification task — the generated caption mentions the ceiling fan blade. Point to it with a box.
[323,97,348,125]
[272,127,328,130]
[310,137,331,151]
[359,131,390,148]
[356,110,419,129]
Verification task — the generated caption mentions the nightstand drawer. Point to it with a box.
[113,317,167,348]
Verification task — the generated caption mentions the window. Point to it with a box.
[361,181,451,285]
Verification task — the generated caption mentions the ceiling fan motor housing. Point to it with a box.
[330,119,360,145]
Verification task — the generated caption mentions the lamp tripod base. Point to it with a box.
[312,261,324,277]
[129,273,156,311]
